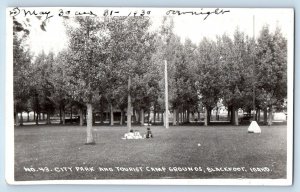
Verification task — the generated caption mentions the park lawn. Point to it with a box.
[14,125,287,181]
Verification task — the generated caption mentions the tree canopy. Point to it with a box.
[13,16,288,139]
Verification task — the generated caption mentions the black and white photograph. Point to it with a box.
[5,7,294,185]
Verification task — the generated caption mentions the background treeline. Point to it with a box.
[13,16,287,141]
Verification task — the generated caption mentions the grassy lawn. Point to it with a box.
[14,125,287,181]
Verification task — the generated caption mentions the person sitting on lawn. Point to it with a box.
[122,130,143,139]
[122,130,134,139]
[145,127,153,139]
[133,130,143,139]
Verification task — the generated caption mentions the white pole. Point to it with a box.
[252,14,256,118]
[248,14,260,133]
[164,60,169,129]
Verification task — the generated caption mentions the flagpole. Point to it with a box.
[247,14,261,134]
[164,60,169,129]
[252,15,256,120]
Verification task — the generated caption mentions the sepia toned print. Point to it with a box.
[6,7,294,185]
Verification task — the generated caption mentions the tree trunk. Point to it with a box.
[140,108,145,125]
[268,106,273,126]
[231,108,234,124]
[133,110,137,123]
[228,106,232,122]
[147,109,151,125]
[176,108,180,124]
[110,103,114,126]
[20,113,23,126]
[173,109,177,125]
[127,77,132,132]
[35,111,39,125]
[153,111,156,124]
[33,111,36,121]
[105,111,108,122]
[172,109,176,125]
[137,110,141,124]
[15,112,19,126]
[47,112,51,124]
[27,111,30,122]
[230,107,239,125]
[62,108,66,125]
[99,104,104,124]
[192,112,195,122]
[86,103,95,144]
[42,113,45,121]
[227,109,230,121]
[217,107,220,121]
[79,108,84,126]
[257,109,260,123]
[204,108,208,126]
[263,108,268,125]
[234,109,239,126]
[59,107,62,124]
[100,111,104,124]
[181,111,183,123]
[120,110,123,125]
[185,110,187,122]
[70,107,73,122]
[187,108,190,123]
[180,111,183,123]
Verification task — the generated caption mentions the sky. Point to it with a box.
[172,8,292,43]
[14,8,293,56]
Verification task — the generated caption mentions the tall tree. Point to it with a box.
[256,26,287,125]
[219,30,250,125]
[195,38,222,126]
[38,52,56,124]
[29,52,56,125]
[51,50,74,125]
[13,31,31,126]
[106,16,154,131]
[65,16,109,144]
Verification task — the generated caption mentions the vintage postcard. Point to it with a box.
[5,7,294,185]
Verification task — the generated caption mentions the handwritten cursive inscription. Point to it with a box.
[9,7,231,21]
[9,7,53,21]
[166,8,230,20]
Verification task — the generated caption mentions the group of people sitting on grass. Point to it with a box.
[122,127,153,140]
